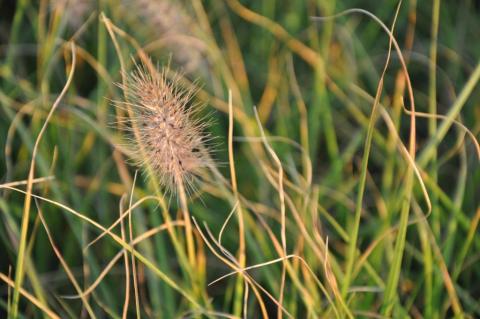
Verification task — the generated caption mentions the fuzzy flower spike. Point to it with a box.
[118,62,212,195]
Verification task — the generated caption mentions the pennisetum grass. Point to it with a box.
[116,62,212,195]
[3,1,480,318]
[114,57,214,300]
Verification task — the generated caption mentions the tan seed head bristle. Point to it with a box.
[118,62,211,194]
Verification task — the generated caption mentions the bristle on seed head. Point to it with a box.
[117,61,211,194]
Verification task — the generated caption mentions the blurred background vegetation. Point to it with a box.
[0,0,479,318]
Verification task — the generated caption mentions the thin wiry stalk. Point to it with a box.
[177,178,197,274]
[426,3,440,312]
[128,172,141,319]
[228,90,247,318]
[11,42,76,319]
[119,195,131,319]
[253,106,287,319]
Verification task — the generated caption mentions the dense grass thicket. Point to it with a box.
[1,0,479,318]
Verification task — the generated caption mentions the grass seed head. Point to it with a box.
[118,62,212,195]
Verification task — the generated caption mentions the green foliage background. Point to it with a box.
[0,0,479,318]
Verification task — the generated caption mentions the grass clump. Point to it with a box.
[0,1,479,318]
